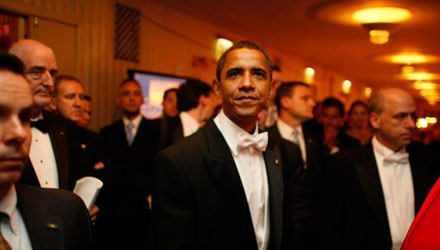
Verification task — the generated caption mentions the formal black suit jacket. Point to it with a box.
[98,117,159,249]
[16,183,93,250]
[20,111,71,189]
[315,141,438,250]
[266,123,326,176]
[153,120,308,250]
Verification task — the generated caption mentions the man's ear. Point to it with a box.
[370,112,380,129]
[280,96,290,110]
[212,79,221,97]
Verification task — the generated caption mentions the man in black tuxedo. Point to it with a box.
[99,79,159,249]
[0,53,93,250]
[153,41,308,250]
[158,79,219,150]
[316,87,438,250]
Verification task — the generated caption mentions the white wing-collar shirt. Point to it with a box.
[372,136,414,250]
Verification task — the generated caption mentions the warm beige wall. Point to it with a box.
[1,0,367,131]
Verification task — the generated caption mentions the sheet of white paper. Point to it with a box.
[73,176,103,210]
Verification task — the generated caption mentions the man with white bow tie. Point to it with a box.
[316,87,438,250]
[153,41,308,250]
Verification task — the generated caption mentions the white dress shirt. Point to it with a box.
[0,186,33,250]
[372,136,414,250]
[29,126,59,188]
[180,111,200,137]
[123,114,143,142]
[277,120,307,166]
[214,111,270,250]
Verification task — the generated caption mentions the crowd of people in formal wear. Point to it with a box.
[0,38,438,250]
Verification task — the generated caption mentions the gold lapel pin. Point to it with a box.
[275,158,280,166]
[46,223,59,230]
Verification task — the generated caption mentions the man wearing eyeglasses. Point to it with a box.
[9,40,76,190]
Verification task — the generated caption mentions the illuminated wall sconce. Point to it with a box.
[215,37,233,60]
[364,87,372,99]
[304,66,315,84]
[342,80,352,94]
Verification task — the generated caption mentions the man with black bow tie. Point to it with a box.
[153,41,308,250]
[0,52,93,250]
[9,39,70,190]
[317,87,438,250]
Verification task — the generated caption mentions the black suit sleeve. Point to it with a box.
[152,151,196,250]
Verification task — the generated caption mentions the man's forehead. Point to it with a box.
[23,46,57,68]
[223,48,269,69]
[0,71,33,103]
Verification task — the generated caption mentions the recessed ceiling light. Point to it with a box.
[352,7,412,24]
[404,72,440,81]
[373,53,440,64]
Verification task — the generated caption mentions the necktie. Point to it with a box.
[291,128,300,145]
[383,152,409,166]
[31,119,48,133]
[0,214,12,250]
[126,121,135,146]
[236,132,268,153]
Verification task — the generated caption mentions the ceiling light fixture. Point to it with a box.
[352,7,412,45]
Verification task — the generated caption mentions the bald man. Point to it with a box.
[316,88,438,250]
[9,40,92,189]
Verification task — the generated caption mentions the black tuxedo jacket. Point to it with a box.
[316,141,438,250]
[16,183,93,250]
[153,120,308,250]
[20,111,71,189]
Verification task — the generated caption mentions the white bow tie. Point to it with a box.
[237,132,268,152]
[383,152,409,166]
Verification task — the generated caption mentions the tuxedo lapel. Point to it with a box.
[264,138,283,250]
[16,184,64,250]
[354,144,391,239]
[408,144,435,213]
[202,121,258,249]
[46,116,69,189]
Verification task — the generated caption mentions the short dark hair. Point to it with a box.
[53,75,81,96]
[120,78,141,88]
[348,100,368,116]
[177,79,212,112]
[275,81,310,113]
[322,97,345,117]
[0,53,24,74]
[163,88,178,101]
[216,40,272,81]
